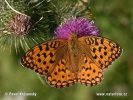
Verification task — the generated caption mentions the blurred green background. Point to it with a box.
[0,0,133,100]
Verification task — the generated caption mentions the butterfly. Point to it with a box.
[21,33,122,88]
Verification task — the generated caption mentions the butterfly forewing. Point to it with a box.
[21,39,67,76]
[78,36,122,69]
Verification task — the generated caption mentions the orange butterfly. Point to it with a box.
[21,33,122,88]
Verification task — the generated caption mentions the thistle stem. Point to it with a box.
[4,0,26,16]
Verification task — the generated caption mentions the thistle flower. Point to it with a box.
[7,14,32,36]
[55,17,100,39]
[0,0,55,53]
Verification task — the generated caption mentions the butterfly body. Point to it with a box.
[21,33,122,88]
[67,33,84,73]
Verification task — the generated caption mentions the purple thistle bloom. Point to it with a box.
[55,17,100,39]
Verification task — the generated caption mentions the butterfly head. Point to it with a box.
[68,32,78,41]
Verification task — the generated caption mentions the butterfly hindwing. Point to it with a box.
[46,58,77,88]
[21,39,67,76]
[78,57,103,86]
[78,36,122,69]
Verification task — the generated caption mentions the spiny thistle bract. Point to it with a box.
[0,0,92,54]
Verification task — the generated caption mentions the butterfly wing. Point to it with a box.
[78,36,122,69]
[21,39,68,76]
[21,39,77,88]
[78,57,103,86]
[46,58,77,88]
